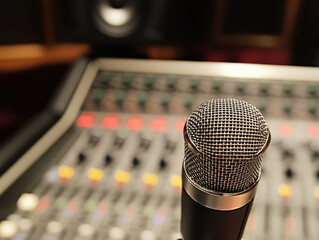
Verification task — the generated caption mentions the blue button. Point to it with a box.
[12,233,25,240]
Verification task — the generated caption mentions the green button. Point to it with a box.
[114,203,125,215]
[174,208,181,220]
[190,78,199,89]
[161,94,171,107]
[122,73,133,86]
[308,85,318,96]
[137,92,149,106]
[259,101,267,113]
[283,101,292,114]
[260,83,269,94]
[283,84,293,95]
[308,103,317,115]
[184,95,194,109]
[167,77,177,89]
[144,75,155,87]
[114,92,126,105]
[212,81,222,91]
[54,197,67,210]
[98,72,112,85]
[143,205,155,218]
[236,82,245,92]
[93,90,104,103]
[85,200,97,213]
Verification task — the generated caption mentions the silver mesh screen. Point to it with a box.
[184,98,269,193]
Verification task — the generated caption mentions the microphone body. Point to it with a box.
[181,99,270,240]
[181,188,253,240]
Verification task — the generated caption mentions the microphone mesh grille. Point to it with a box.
[184,99,269,193]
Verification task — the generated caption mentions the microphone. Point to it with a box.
[181,99,271,240]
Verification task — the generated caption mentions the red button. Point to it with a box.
[126,115,144,130]
[35,197,50,214]
[278,124,293,137]
[76,112,96,128]
[308,125,319,138]
[175,117,187,132]
[102,114,120,129]
[150,116,167,131]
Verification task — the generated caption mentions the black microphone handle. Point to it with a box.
[181,188,254,240]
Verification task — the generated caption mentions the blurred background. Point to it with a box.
[2,1,319,239]
[0,0,318,147]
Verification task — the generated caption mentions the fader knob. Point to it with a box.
[184,95,194,109]
[137,93,149,107]
[308,85,318,96]
[113,130,126,148]
[283,84,293,95]
[283,101,292,114]
[309,141,319,159]
[308,103,317,115]
[144,75,155,88]
[78,152,87,163]
[159,158,167,169]
[122,73,133,87]
[258,102,267,113]
[132,157,140,167]
[98,71,111,85]
[260,83,269,94]
[105,154,113,165]
[165,133,177,152]
[89,134,100,147]
[281,141,295,159]
[114,92,126,106]
[138,131,153,150]
[285,168,294,179]
[236,82,245,92]
[167,76,177,89]
[161,94,171,108]
[190,78,199,89]
[212,81,222,91]
[93,90,103,104]
[312,150,319,159]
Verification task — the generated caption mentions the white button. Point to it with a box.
[77,223,94,238]
[46,221,63,235]
[17,193,39,211]
[140,230,156,240]
[18,218,33,232]
[7,214,20,222]
[171,232,183,240]
[0,220,18,238]
[109,227,124,240]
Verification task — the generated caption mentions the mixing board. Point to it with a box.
[1,58,319,240]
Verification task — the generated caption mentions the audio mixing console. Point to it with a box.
[1,59,319,240]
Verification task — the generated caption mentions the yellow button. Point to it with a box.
[143,173,159,186]
[17,193,39,211]
[58,165,75,179]
[114,170,130,183]
[170,175,182,188]
[87,168,104,181]
[278,184,293,197]
[313,186,319,199]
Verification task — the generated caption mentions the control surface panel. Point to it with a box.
[1,59,319,240]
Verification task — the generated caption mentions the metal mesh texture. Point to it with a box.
[184,99,269,193]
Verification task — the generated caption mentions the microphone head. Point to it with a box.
[183,98,270,194]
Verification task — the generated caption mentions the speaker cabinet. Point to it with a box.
[69,0,212,45]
